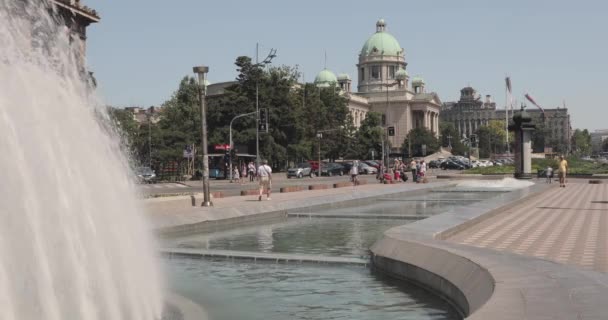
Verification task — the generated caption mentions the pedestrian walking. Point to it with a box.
[350,160,359,186]
[410,159,417,183]
[248,161,256,182]
[558,155,568,188]
[257,159,272,201]
[545,166,553,184]
[419,160,427,183]
[233,166,240,184]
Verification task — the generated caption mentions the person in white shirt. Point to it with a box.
[257,159,272,201]
[350,160,359,185]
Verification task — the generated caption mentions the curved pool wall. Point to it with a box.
[371,182,608,319]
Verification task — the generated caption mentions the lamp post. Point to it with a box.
[254,43,277,170]
[229,111,257,180]
[193,66,212,207]
[382,79,402,168]
[316,128,343,177]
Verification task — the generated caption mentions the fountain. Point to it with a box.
[0,1,164,319]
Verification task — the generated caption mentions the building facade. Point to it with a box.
[51,0,99,62]
[441,86,572,152]
[313,19,442,152]
[591,129,608,153]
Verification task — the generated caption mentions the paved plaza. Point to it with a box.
[449,181,608,272]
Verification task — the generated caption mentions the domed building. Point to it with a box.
[317,19,442,153]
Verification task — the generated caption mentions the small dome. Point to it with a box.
[395,69,408,80]
[314,69,337,87]
[360,20,403,57]
[337,73,351,81]
[412,76,425,85]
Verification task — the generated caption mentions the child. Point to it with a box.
[233,166,240,184]
[546,166,553,184]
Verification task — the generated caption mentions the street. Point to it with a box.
[138,168,449,197]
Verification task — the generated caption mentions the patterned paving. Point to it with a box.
[449,183,608,272]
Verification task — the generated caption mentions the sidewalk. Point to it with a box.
[144,180,450,233]
[449,181,608,272]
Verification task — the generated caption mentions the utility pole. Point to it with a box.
[193,66,212,207]
[254,43,277,169]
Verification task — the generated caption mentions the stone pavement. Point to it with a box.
[449,181,608,272]
[145,180,450,233]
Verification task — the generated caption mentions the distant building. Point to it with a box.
[50,0,99,62]
[314,19,442,152]
[441,86,572,152]
[591,129,608,153]
[125,106,163,124]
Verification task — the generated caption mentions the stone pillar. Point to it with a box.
[509,106,536,179]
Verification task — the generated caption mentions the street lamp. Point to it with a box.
[382,79,402,168]
[316,128,343,177]
[254,43,277,170]
[193,65,212,207]
[229,111,257,180]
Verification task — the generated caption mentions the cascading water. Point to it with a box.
[0,1,163,319]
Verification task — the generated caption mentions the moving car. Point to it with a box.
[321,163,344,176]
[287,162,314,178]
[358,162,378,174]
[440,160,466,170]
[135,166,157,183]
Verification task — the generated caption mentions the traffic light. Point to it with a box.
[230,148,237,161]
[258,108,268,133]
[388,126,395,136]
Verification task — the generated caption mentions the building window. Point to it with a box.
[371,65,381,80]
[360,68,364,82]
[388,66,396,79]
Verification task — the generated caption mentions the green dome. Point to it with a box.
[314,69,337,87]
[360,20,403,56]
[412,76,425,84]
[337,73,351,81]
[395,69,408,80]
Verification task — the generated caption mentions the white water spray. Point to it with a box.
[456,177,534,190]
[0,1,163,319]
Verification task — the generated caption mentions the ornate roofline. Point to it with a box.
[51,0,100,23]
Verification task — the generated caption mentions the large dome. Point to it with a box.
[360,19,403,57]
[314,69,337,87]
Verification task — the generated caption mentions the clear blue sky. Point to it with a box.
[86,0,607,131]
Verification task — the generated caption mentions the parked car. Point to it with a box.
[135,166,157,183]
[440,160,466,170]
[287,162,314,178]
[364,160,381,169]
[428,160,440,168]
[358,162,378,174]
[321,163,344,176]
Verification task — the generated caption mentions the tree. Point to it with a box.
[475,120,508,158]
[403,127,439,157]
[353,112,384,159]
[439,122,466,155]
[571,129,592,156]
[156,77,201,161]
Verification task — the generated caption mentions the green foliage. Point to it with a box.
[465,157,608,175]
[439,122,466,155]
[570,129,592,156]
[352,112,384,159]
[475,120,508,158]
[403,127,439,157]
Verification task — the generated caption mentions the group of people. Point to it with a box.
[375,158,428,184]
[231,161,259,184]
[230,160,274,201]
[545,155,569,188]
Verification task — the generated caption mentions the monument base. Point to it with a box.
[514,172,533,179]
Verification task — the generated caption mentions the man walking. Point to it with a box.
[248,161,256,182]
[410,159,417,183]
[257,159,272,201]
[558,155,568,188]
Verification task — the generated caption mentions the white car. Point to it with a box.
[479,160,493,167]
